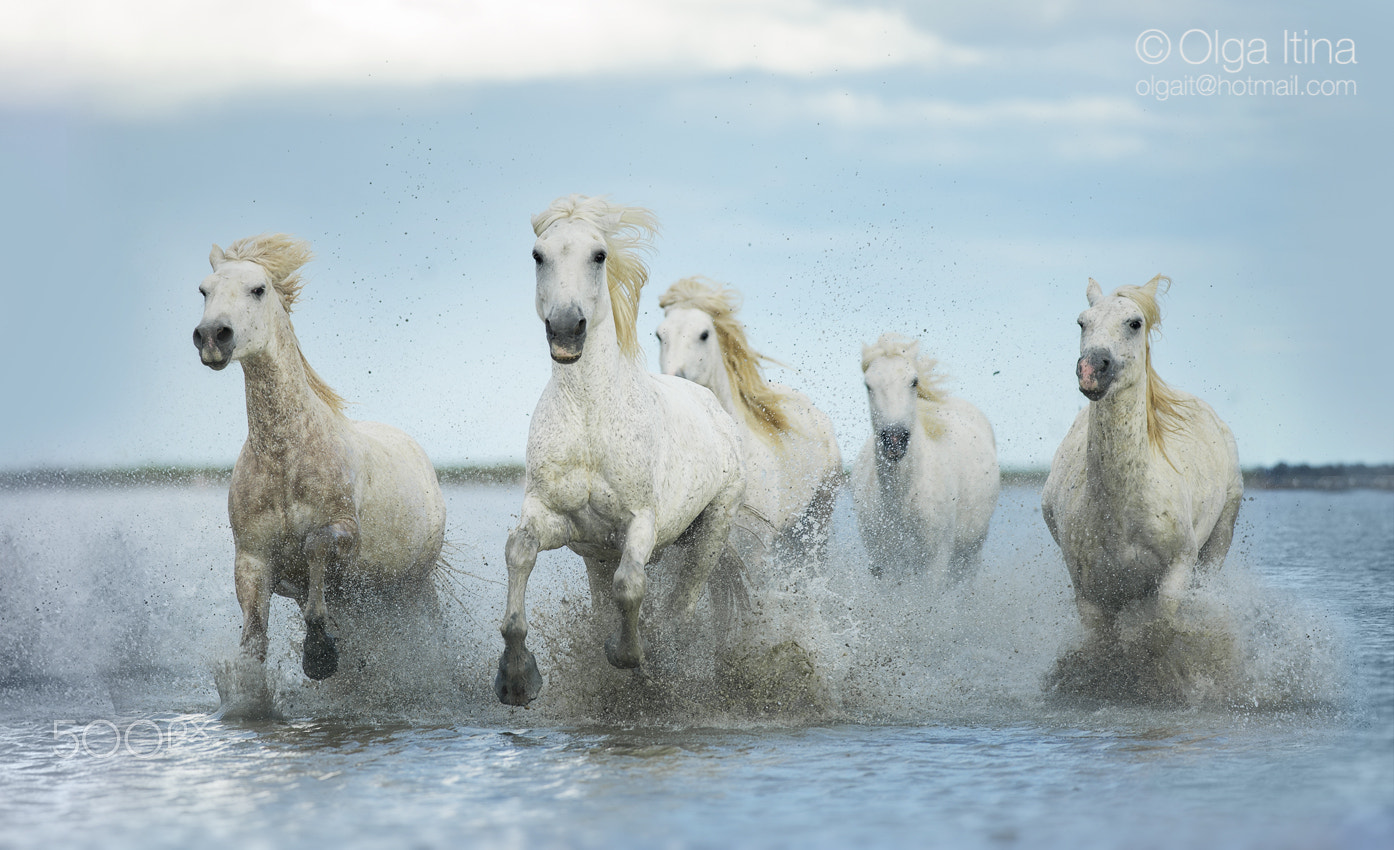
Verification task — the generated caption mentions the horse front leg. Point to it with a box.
[234,550,273,662]
[496,503,568,706]
[606,509,656,669]
[301,520,358,680]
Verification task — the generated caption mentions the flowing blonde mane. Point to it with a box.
[221,233,347,415]
[658,276,793,439]
[862,333,950,440]
[531,195,658,361]
[1111,275,1195,452]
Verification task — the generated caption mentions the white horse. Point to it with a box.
[193,234,446,681]
[495,196,746,707]
[656,277,843,553]
[851,333,1000,583]
[1041,276,1243,633]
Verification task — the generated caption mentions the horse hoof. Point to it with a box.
[302,622,339,680]
[604,631,646,670]
[495,646,542,706]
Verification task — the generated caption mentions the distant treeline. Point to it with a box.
[1,463,1391,492]
[1241,463,1394,492]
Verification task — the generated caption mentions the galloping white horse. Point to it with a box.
[193,234,446,680]
[495,196,746,707]
[1041,276,1242,633]
[851,333,1000,583]
[656,277,842,551]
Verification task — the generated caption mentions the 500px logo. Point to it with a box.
[52,718,213,759]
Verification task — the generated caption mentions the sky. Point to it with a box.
[1,0,1389,471]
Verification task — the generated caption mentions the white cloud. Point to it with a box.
[0,0,982,113]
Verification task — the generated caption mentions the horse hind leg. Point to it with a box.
[301,520,357,680]
[668,497,735,621]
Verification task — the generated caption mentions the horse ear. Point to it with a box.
[209,244,226,270]
[1086,278,1103,305]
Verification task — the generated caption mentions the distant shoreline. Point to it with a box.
[2,463,1391,492]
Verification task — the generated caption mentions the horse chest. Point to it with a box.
[231,454,355,563]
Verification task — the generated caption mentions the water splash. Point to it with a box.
[0,484,1351,725]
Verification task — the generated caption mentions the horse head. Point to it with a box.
[862,333,949,465]
[1075,277,1162,401]
[862,342,921,464]
[530,195,657,365]
[532,217,607,363]
[194,245,284,370]
[656,304,721,385]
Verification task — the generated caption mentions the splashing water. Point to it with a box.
[0,482,1350,726]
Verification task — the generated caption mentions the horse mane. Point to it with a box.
[862,333,950,440]
[658,276,793,439]
[221,233,347,415]
[1112,275,1195,452]
[531,195,658,361]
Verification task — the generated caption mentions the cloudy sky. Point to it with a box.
[1,0,1387,471]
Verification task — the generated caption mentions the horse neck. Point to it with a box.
[239,317,341,457]
[704,352,739,418]
[1085,372,1151,496]
[552,318,637,409]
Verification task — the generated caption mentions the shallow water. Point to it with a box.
[0,482,1389,848]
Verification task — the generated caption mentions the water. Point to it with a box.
[0,482,1390,848]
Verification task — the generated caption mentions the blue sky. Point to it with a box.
[1,1,1388,470]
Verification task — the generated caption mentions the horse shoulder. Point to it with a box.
[1041,408,1091,541]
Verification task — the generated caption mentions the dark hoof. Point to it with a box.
[604,630,646,670]
[302,620,339,680]
[495,645,542,706]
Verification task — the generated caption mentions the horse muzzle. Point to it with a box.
[193,321,234,370]
[545,305,587,364]
[1076,349,1113,401]
[877,425,911,463]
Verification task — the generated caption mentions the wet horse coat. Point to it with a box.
[1041,276,1242,632]
[193,234,445,680]
[495,196,746,707]
[656,276,843,553]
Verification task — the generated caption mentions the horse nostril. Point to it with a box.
[576,317,586,334]
[215,327,233,345]
[192,328,203,347]
[1098,358,1110,373]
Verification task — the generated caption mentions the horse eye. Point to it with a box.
[592,249,607,264]
[699,330,709,342]
[911,377,919,388]
[1129,319,1142,330]
[251,286,266,298]
[532,249,543,265]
